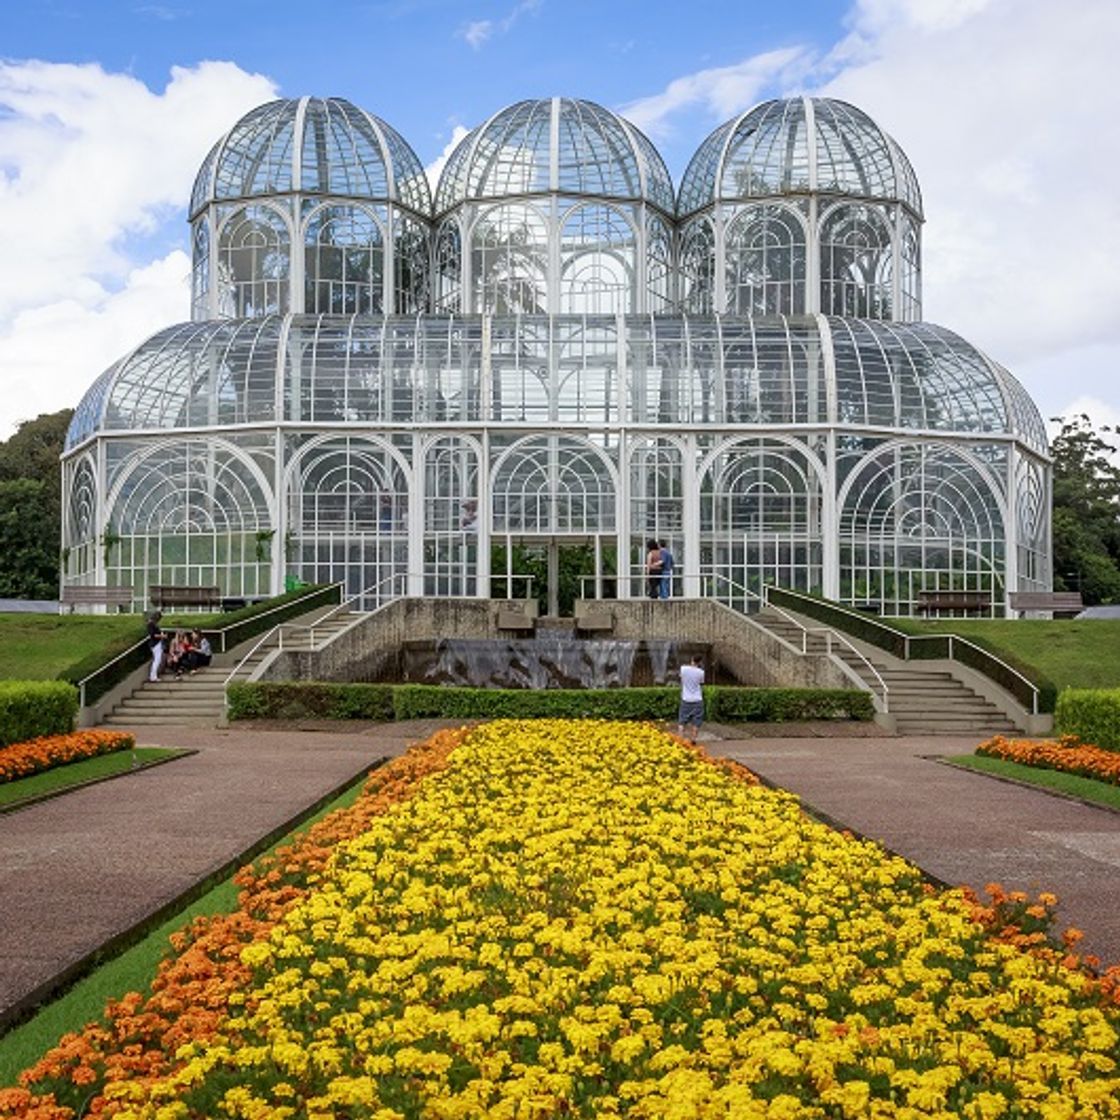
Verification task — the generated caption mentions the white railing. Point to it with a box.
[761,597,890,713]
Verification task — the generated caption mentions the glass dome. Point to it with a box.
[434,98,675,215]
[678,96,922,218]
[189,97,431,218]
[65,314,1046,454]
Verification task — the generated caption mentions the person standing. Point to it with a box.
[646,539,662,599]
[658,541,674,599]
[146,611,164,682]
[677,654,705,742]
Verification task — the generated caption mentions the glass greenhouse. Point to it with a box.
[62,95,1050,616]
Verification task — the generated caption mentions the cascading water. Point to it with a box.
[399,637,712,688]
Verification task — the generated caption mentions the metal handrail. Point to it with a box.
[765,585,1041,716]
[763,601,890,713]
[489,573,536,599]
[908,631,1041,716]
[75,637,149,709]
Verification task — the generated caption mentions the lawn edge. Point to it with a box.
[0,755,388,1040]
[0,749,194,815]
[937,754,1120,816]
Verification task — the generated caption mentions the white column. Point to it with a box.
[822,428,840,599]
[682,433,701,599]
[408,433,425,597]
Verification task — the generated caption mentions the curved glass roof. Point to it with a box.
[189,97,431,218]
[67,314,1045,455]
[678,97,922,218]
[434,98,675,215]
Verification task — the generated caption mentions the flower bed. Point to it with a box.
[3,720,1120,1119]
[977,733,1120,787]
[0,730,134,785]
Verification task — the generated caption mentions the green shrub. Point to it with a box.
[226,681,874,725]
[708,686,874,722]
[1056,689,1120,751]
[226,681,393,722]
[0,681,79,746]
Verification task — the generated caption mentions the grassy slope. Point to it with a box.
[0,612,224,682]
[898,619,1120,691]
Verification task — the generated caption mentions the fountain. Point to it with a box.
[396,634,715,689]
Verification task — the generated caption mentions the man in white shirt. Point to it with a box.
[677,655,705,742]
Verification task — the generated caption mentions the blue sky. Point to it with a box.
[1,0,1118,441]
[5,0,851,178]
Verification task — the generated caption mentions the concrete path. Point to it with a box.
[0,721,449,1026]
[2,719,1119,1031]
[706,725,1120,966]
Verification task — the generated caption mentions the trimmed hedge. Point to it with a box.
[227,681,394,722]
[0,681,79,747]
[226,681,875,724]
[1056,688,1120,752]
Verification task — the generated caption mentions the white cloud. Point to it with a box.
[620,47,811,138]
[424,124,472,192]
[0,59,277,437]
[462,20,492,48]
[0,252,190,433]
[817,0,1120,415]
[458,0,541,50]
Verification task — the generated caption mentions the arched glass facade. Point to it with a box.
[62,95,1050,617]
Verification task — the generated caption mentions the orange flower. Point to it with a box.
[0,731,134,785]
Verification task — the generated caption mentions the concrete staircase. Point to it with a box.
[753,606,1018,736]
[99,609,362,728]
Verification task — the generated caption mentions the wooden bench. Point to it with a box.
[59,585,133,613]
[1009,591,1084,618]
[916,589,990,615]
[150,585,222,610]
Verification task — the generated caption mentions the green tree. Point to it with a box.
[1050,414,1120,604]
[0,410,73,600]
[0,478,59,598]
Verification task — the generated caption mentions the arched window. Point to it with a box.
[839,442,1004,614]
[286,436,409,607]
[304,205,384,315]
[424,436,480,596]
[899,213,921,321]
[700,438,823,598]
[492,435,615,534]
[217,205,290,318]
[394,214,430,314]
[819,203,893,319]
[191,221,210,320]
[471,203,549,314]
[725,204,806,315]
[559,204,636,314]
[106,440,272,600]
[646,213,672,312]
[434,220,462,313]
[679,218,715,314]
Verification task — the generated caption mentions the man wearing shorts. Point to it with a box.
[677,654,705,742]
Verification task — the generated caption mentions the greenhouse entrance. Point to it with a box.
[491,536,617,617]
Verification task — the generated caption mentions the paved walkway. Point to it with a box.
[2,720,1119,1029]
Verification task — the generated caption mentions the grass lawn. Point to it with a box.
[948,752,1120,811]
[0,612,225,681]
[0,771,370,1085]
[0,748,186,809]
[898,618,1120,691]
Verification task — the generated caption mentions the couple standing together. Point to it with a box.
[646,539,674,599]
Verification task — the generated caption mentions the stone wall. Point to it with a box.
[265,597,851,693]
